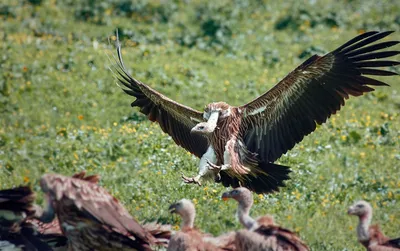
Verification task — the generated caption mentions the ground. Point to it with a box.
[0,0,399,250]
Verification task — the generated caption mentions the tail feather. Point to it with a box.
[218,162,291,194]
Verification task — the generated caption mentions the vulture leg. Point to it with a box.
[181,146,217,186]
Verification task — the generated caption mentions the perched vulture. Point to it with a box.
[348,200,400,250]
[36,172,171,251]
[222,187,309,251]
[113,30,399,193]
[168,199,236,251]
[0,186,67,251]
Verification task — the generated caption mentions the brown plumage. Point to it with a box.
[26,216,67,251]
[0,186,67,251]
[222,187,309,251]
[168,199,236,251]
[348,200,400,250]
[37,172,171,251]
[113,30,399,194]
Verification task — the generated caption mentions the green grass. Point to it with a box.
[0,0,399,250]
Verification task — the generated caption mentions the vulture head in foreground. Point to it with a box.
[168,199,236,251]
[37,172,171,251]
[113,31,399,193]
[348,200,400,250]
[222,187,309,251]
[169,199,196,229]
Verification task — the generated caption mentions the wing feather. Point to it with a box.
[112,36,208,158]
[240,31,399,162]
[43,174,154,245]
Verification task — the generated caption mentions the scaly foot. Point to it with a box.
[181,173,202,186]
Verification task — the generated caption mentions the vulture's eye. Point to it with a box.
[198,126,205,130]
[357,204,364,208]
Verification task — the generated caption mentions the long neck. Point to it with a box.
[357,213,372,242]
[34,197,56,223]
[37,205,55,223]
[181,210,195,229]
[237,201,257,230]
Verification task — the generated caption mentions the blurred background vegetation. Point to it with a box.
[0,0,399,250]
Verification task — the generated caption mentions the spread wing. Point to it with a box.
[239,31,399,162]
[112,37,208,158]
[43,174,154,244]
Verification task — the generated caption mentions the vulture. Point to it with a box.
[222,187,309,251]
[113,30,399,194]
[36,172,171,251]
[0,186,67,251]
[168,199,236,251]
[348,200,400,250]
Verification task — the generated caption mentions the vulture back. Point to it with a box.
[235,225,309,251]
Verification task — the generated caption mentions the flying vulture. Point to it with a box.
[0,186,67,251]
[222,187,309,251]
[168,199,236,251]
[348,200,400,250]
[113,31,399,193]
[36,171,171,251]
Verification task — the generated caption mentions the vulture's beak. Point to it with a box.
[221,191,231,201]
[347,206,355,215]
[168,203,177,214]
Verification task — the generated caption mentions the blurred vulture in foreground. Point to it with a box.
[168,199,236,251]
[0,186,66,251]
[348,200,400,250]
[222,188,309,251]
[36,172,171,251]
[113,30,399,194]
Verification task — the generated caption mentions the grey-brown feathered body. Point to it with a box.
[39,173,171,251]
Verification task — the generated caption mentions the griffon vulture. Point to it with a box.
[113,31,399,193]
[348,200,400,250]
[222,187,309,251]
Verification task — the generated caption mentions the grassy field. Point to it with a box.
[0,0,399,250]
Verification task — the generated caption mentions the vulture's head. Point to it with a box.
[347,200,372,218]
[169,199,196,228]
[191,102,231,135]
[221,187,253,208]
[168,199,195,216]
[191,122,215,135]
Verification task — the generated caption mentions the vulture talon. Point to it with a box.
[215,173,221,181]
[181,174,202,186]
[206,160,221,171]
